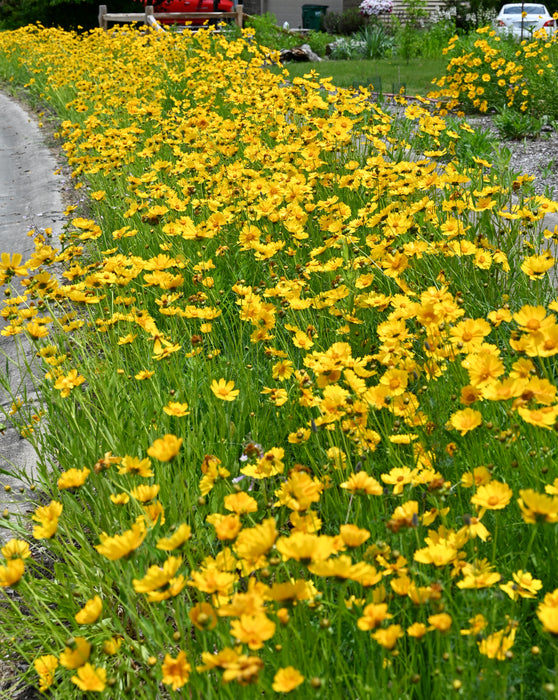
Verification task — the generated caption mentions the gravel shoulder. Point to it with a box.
[466,114,558,199]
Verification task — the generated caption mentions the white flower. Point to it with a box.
[359,0,392,16]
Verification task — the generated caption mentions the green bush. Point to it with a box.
[430,27,558,120]
[359,24,394,59]
[322,7,367,36]
[306,29,333,57]
[419,18,456,58]
[244,12,300,51]
[494,107,542,140]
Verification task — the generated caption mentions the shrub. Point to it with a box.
[306,29,333,57]
[322,7,368,35]
[244,12,300,51]
[493,107,542,139]
[418,17,456,57]
[430,25,558,119]
[328,35,367,59]
[359,23,394,58]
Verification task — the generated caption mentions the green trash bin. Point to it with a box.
[302,4,328,30]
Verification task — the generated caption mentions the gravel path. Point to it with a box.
[466,115,558,198]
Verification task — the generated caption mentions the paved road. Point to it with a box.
[0,92,65,543]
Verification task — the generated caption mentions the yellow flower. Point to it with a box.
[518,489,558,523]
[516,405,558,429]
[371,624,404,649]
[210,378,240,401]
[156,523,192,550]
[460,614,487,636]
[53,369,85,398]
[471,480,513,514]
[102,636,123,655]
[230,613,276,650]
[461,465,492,488]
[118,455,153,477]
[407,622,428,639]
[0,252,27,277]
[110,492,130,505]
[34,655,58,693]
[357,603,392,631]
[133,556,183,595]
[234,518,278,565]
[309,556,382,586]
[272,359,294,381]
[272,666,305,693]
[241,446,285,479]
[224,492,258,515]
[538,604,558,634]
[207,513,242,541]
[477,627,516,660]
[162,650,191,690]
[448,407,483,436]
[147,434,182,461]
[457,559,501,589]
[75,595,103,624]
[521,253,555,279]
[267,579,317,604]
[71,663,107,692]
[189,602,218,630]
[500,570,542,600]
[95,521,147,560]
[339,524,370,548]
[340,471,383,495]
[1,539,31,560]
[59,637,92,669]
[273,470,323,511]
[428,613,452,633]
[198,647,264,684]
[414,541,458,567]
[0,558,25,587]
[381,466,417,495]
[135,369,155,380]
[57,467,90,489]
[131,484,160,502]
[32,500,62,539]
[276,532,337,563]
[163,400,190,416]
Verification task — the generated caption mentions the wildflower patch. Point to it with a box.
[0,22,558,699]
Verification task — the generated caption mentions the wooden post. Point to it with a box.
[236,3,243,28]
[145,5,154,25]
[99,4,108,30]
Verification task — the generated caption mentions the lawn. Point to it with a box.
[274,57,449,96]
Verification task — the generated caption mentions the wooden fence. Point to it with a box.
[98,4,244,31]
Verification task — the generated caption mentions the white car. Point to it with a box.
[496,3,556,39]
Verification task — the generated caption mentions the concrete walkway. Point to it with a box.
[0,92,65,544]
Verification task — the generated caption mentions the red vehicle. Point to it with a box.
[143,0,235,25]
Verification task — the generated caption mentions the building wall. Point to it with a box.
[251,0,344,28]
[241,0,451,27]
[343,0,449,22]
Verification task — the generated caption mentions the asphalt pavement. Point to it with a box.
[0,92,65,544]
